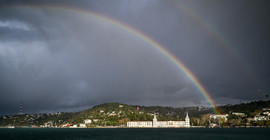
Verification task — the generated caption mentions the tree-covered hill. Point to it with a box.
[1,100,269,127]
[217,100,270,115]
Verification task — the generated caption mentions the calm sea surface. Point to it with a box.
[0,128,270,140]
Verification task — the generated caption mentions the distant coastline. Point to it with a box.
[1,101,270,128]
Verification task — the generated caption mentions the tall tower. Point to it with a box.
[185,112,190,127]
[153,114,157,127]
[19,101,24,115]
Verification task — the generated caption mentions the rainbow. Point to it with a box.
[1,4,219,114]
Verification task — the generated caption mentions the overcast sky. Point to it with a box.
[0,0,270,115]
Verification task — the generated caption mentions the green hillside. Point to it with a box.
[217,100,270,115]
[1,100,269,127]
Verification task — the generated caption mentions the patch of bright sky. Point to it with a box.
[0,20,33,31]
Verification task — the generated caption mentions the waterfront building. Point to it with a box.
[127,112,190,128]
[127,121,153,127]
[70,124,77,128]
[44,121,53,127]
[79,123,86,128]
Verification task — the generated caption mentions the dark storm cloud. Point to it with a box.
[76,0,270,102]
[181,0,270,102]
[1,0,270,115]
[0,2,202,115]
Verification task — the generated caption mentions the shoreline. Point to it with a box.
[1,126,269,129]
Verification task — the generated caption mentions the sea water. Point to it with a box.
[0,128,270,140]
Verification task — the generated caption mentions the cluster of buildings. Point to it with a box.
[250,108,270,121]
[210,114,229,121]
[209,108,270,127]
[127,113,190,128]
[58,119,92,128]
[210,109,270,123]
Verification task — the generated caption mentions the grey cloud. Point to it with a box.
[1,0,270,115]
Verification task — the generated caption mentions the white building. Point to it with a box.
[232,112,246,117]
[262,108,270,111]
[210,114,228,122]
[79,123,86,128]
[84,119,92,124]
[127,121,153,127]
[44,121,54,127]
[70,124,77,128]
[127,112,190,128]
[109,111,117,116]
[254,115,268,121]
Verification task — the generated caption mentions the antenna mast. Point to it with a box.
[19,101,24,115]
